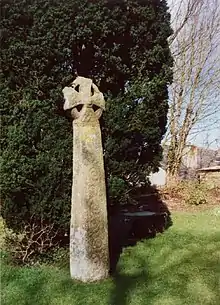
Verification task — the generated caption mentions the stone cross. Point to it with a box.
[63,76,109,282]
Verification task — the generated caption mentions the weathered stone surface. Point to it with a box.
[63,77,109,282]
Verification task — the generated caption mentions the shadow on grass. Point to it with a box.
[107,185,172,274]
[110,255,149,305]
[109,231,220,305]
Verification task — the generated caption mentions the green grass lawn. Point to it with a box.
[1,210,220,305]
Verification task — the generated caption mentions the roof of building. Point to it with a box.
[197,166,220,172]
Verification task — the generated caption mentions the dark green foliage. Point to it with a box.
[0,85,72,230]
[103,78,170,203]
[1,0,173,230]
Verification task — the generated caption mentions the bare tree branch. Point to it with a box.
[165,0,220,182]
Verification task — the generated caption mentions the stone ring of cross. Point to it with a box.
[63,76,105,120]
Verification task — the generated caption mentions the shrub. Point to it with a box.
[4,217,60,265]
[51,247,69,268]
[0,217,7,250]
[184,182,208,206]
[162,180,209,206]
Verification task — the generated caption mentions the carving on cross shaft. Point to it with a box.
[63,76,105,121]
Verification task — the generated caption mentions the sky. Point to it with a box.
[190,127,220,150]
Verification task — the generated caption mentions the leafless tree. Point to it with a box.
[165,0,220,184]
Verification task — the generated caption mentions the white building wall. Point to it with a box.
[149,168,166,187]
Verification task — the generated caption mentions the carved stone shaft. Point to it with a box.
[63,77,109,282]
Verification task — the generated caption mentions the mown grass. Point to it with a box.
[1,210,220,305]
